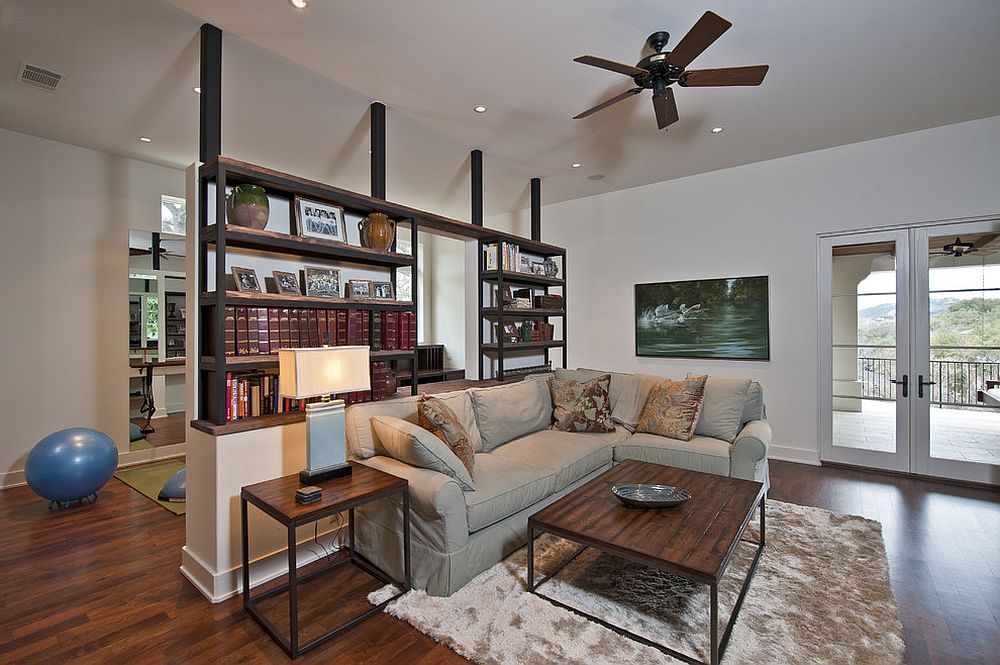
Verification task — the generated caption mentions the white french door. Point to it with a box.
[820,219,1000,485]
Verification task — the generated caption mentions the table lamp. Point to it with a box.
[278,346,370,483]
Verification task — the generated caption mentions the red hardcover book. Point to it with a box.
[318,310,330,346]
[398,311,409,350]
[289,308,301,347]
[235,307,250,355]
[247,307,260,355]
[279,308,291,349]
[383,311,398,350]
[224,306,237,356]
[346,309,362,345]
[361,310,371,347]
[308,309,320,347]
[257,308,270,354]
[335,310,348,345]
[409,312,417,349]
[268,308,280,350]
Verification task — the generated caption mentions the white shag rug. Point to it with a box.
[370,499,904,664]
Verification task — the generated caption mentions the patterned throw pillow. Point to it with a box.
[547,374,615,433]
[418,395,475,476]
[635,375,708,441]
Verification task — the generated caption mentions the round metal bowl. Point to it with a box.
[612,483,692,508]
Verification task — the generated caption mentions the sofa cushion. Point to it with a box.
[489,429,621,491]
[346,387,483,459]
[635,376,707,441]
[689,375,752,443]
[418,396,475,475]
[559,368,661,429]
[371,416,475,490]
[463,454,555,532]
[614,433,732,477]
[470,379,552,452]
[548,374,615,432]
[742,381,766,425]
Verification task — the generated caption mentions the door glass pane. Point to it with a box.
[927,234,1000,463]
[832,243,897,452]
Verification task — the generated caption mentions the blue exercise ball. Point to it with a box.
[25,427,118,507]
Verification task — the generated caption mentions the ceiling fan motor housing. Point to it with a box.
[633,52,683,90]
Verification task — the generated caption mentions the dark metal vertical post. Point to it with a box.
[213,165,228,423]
[370,102,386,199]
[530,178,541,241]
[151,232,161,270]
[471,149,483,226]
[199,24,222,162]
[477,239,484,381]
[410,220,419,395]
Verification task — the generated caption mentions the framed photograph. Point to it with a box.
[496,323,520,344]
[371,281,395,300]
[519,256,532,273]
[634,275,770,360]
[531,261,546,275]
[347,279,372,299]
[295,197,346,243]
[231,266,262,293]
[302,266,342,298]
[271,270,301,296]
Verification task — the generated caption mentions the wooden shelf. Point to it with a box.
[481,271,564,287]
[201,156,566,254]
[481,308,564,318]
[482,341,565,352]
[201,348,416,371]
[201,290,416,311]
[191,411,306,436]
[202,225,414,268]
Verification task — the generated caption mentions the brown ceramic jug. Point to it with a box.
[358,212,395,252]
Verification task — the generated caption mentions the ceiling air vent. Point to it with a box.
[17,62,63,92]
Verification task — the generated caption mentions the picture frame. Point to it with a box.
[302,266,342,298]
[531,261,546,275]
[496,323,520,344]
[271,270,301,296]
[371,281,395,300]
[347,279,372,299]
[519,256,532,273]
[231,266,262,293]
[634,275,770,360]
[295,197,347,243]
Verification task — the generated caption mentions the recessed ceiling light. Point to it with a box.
[289,0,308,8]
[473,105,487,113]
[587,174,605,181]
[571,163,582,168]
[193,86,201,94]
[711,126,725,134]
[138,136,152,143]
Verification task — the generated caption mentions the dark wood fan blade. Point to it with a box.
[652,88,679,130]
[573,87,643,119]
[680,65,769,87]
[666,11,732,69]
[574,55,646,77]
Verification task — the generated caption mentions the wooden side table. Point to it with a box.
[240,462,410,658]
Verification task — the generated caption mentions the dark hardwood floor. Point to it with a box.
[131,411,187,448]
[0,460,996,664]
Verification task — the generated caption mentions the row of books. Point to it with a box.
[483,242,522,272]
[222,306,416,356]
[225,361,394,421]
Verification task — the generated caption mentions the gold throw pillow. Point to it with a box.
[418,395,475,476]
[635,375,707,441]
[548,374,615,433]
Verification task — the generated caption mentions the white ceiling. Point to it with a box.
[2,0,999,221]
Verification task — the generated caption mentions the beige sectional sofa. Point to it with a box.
[345,368,770,596]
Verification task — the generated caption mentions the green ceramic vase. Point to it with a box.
[226,184,269,230]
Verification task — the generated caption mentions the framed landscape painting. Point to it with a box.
[635,276,770,360]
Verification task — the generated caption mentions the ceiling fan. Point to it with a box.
[572,11,768,130]
[930,237,978,258]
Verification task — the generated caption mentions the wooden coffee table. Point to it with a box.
[527,460,765,665]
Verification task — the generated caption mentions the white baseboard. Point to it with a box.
[1,468,25,488]
[181,527,345,603]
[768,445,821,466]
[2,444,187,490]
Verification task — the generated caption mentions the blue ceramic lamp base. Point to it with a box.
[299,400,352,485]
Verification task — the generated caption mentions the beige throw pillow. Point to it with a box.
[635,375,708,441]
[548,374,615,433]
[418,395,475,476]
[371,416,474,491]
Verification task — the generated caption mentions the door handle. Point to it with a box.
[891,374,909,398]
[918,375,936,399]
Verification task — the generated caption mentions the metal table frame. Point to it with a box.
[528,495,765,665]
[240,484,411,659]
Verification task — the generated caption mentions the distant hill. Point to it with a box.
[858,297,959,321]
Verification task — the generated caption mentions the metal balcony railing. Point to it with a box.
[859,355,1000,407]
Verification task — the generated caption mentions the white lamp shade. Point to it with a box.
[278,346,371,399]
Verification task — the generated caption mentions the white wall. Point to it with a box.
[0,128,185,486]
[487,115,1000,462]
[423,234,466,370]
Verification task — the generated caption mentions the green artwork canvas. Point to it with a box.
[635,276,770,360]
